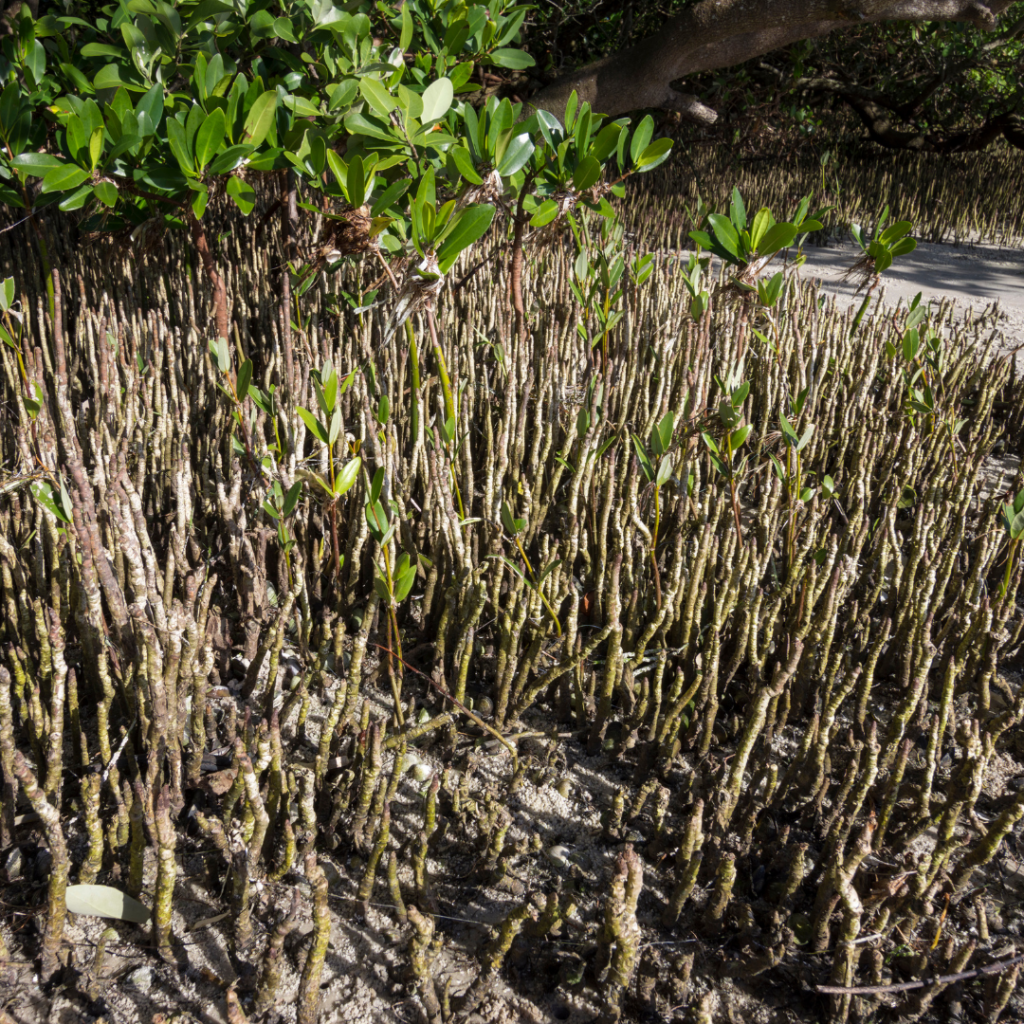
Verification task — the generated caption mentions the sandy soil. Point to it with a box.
[798,237,1024,358]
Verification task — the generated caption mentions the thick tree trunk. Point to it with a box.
[528,0,1013,121]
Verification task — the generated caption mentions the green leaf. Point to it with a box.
[226,174,255,214]
[656,456,674,488]
[242,91,276,147]
[635,137,672,171]
[11,152,66,177]
[209,336,230,371]
[209,144,253,176]
[590,122,622,163]
[80,42,124,59]
[377,392,390,424]
[730,424,751,449]
[370,467,385,506]
[400,2,414,50]
[420,77,453,123]
[707,214,741,261]
[631,434,654,483]
[359,77,397,118]
[93,64,137,91]
[65,884,151,923]
[487,48,535,69]
[297,406,328,443]
[348,153,366,207]
[630,115,654,165]
[749,207,773,250]
[729,187,747,232]
[757,222,798,256]
[31,480,72,524]
[366,498,389,539]
[373,575,391,602]
[58,184,93,213]
[572,154,601,192]
[371,176,412,216]
[40,164,90,194]
[1007,509,1024,540]
[491,554,526,582]
[537,559,561,585]
[448,145,482,186]
[779,411,797,443]
[335,457,361,496]
[731,381,750,407]
[530,199,559,228]
[135,82,164,129]
[758,271,784,308]
[501,500,520,537]
[283,480,302,517]
[437,203,495,274]
[1,277,12,312]
[657,411,675,453]
[872,248,893,275]
[166,118,195,175]
[394,553,417,601]
[94,181,118,207]
[878,220,913,247]
[496,132,533,177]
[889,237,917,259]
[236,359,252,402]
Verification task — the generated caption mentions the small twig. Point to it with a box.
[816,952,1024,995]
[101,719,136,787]
[454,243,504,291]
[368,642,518,770]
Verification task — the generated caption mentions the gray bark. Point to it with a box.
[528,0,1014,122]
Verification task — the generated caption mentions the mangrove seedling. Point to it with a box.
[495,500,562,636]
[633,410,678,612]
[703,371,752,546]
[768,387,815,575]
[998,488,1024,600]
[297,357,362,580]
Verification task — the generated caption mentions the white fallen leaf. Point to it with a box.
[65,884,151,923]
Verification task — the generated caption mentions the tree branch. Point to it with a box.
[528,0,1015,120]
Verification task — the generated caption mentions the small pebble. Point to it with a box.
[126,965,155,993]
[544,845,572,869]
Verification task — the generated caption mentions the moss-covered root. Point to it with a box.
[358,803,392,915]
[599,845,644,1024]
[296,853,331,1024]
[253,888,300,1015]
[460,899,535,1013]
[86,926,118,1000]
[226,983,249,1024]
[715,640,803,834]
[953,786,1024,889]
[407,905,442,1023]
[12,750,67,981]
[79,771,104,885]
[663,799,705,926]
[388,850,408,922]
[153,784,178,962]
[702,852,736,935]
